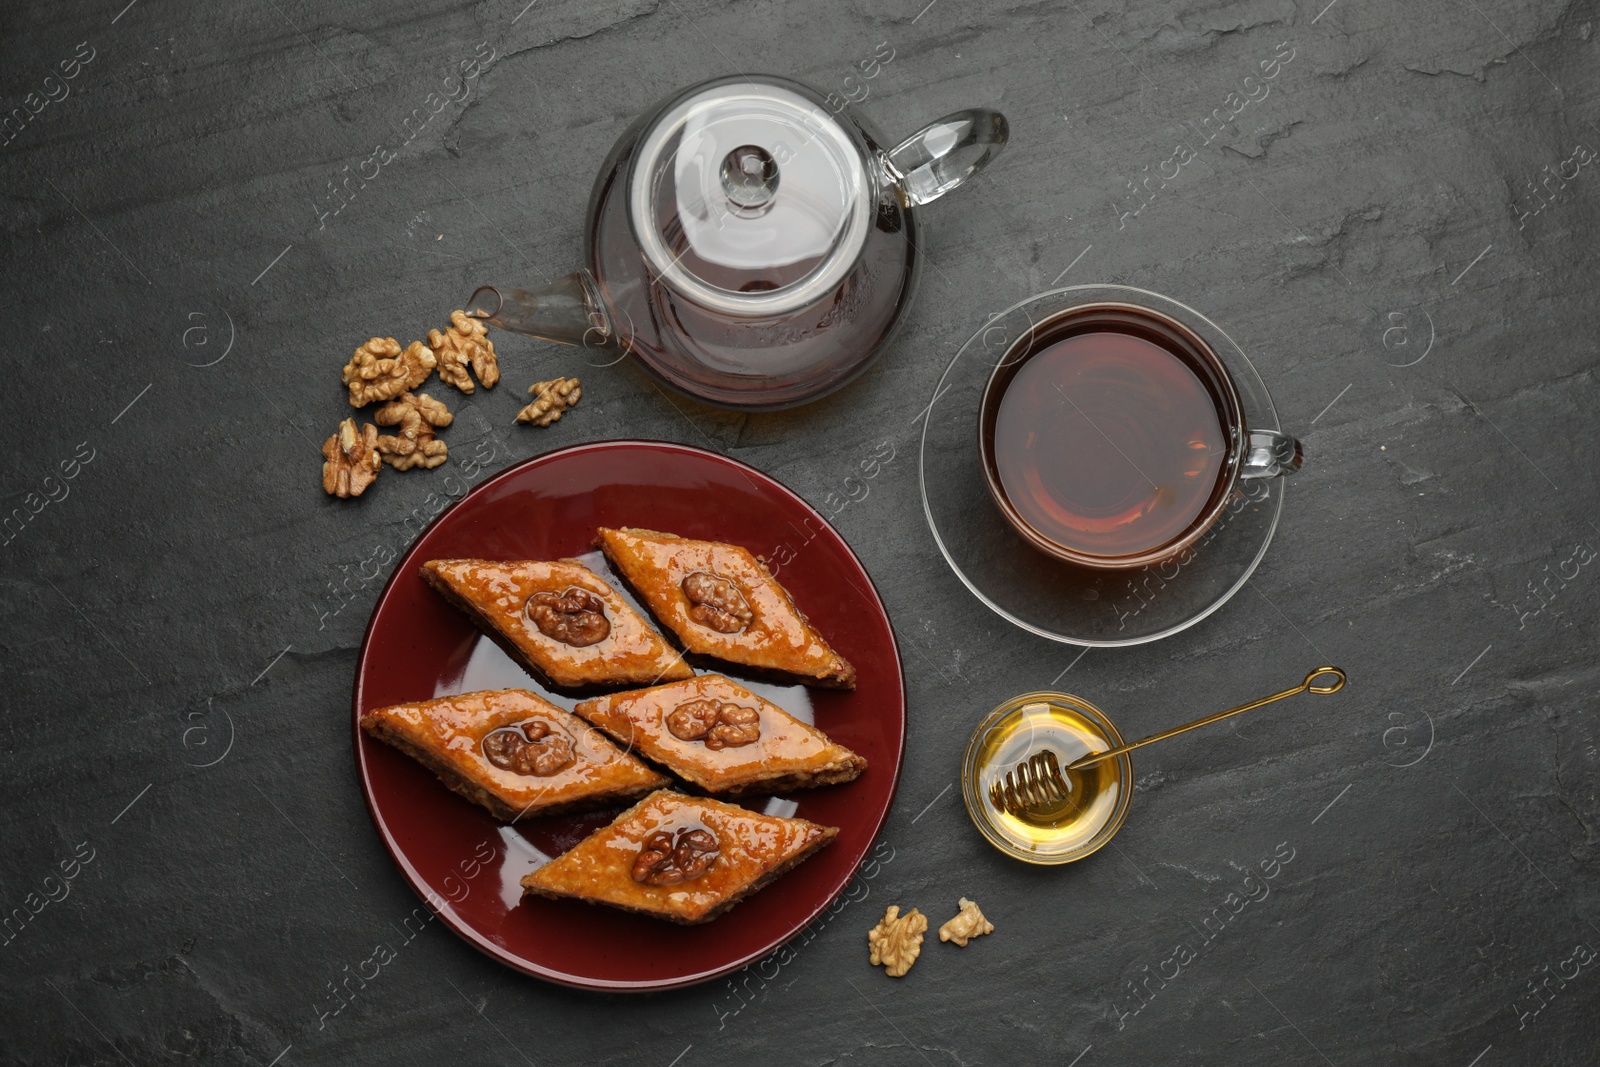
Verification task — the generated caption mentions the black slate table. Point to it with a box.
[4,1,1597,1063]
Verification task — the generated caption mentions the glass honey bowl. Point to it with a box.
[960,691,1133,865]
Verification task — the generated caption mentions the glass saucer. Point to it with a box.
[918,285,1285,646]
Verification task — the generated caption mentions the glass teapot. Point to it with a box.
[465,74,1007,410]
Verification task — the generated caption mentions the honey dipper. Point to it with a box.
[988,667,1346,817]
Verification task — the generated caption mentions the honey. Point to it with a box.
[961,692,1132,864]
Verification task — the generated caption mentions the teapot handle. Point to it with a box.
[886,109,1008,206]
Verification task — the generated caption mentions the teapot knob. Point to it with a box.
[720,144,781,210]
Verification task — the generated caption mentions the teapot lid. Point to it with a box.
[628,77,874,316]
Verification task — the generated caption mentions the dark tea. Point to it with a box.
[979,305,1244,569]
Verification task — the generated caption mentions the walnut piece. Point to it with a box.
[321,418,381,498]
[481,720,575,777]
[937,898,994,947]
[526,587,610,646]
[632,827,719,886]
[342,338,435,407]
[429,310,499,394]
[665,698,761,750]
[868,905,928,978]
[516,376,582,427]
[374,391,452,471]
[681,571,754,634]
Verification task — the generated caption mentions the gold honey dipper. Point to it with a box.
[989,666,1347,817]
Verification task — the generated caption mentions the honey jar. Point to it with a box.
[960,691,1133,864]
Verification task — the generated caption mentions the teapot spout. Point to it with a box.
[464,271,613,348]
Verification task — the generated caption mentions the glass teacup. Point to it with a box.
[978,298,1302,571]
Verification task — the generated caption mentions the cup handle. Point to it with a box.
[1240,429,1304,479]
[886,109,1008,206]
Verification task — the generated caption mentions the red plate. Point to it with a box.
[353,440,906,991]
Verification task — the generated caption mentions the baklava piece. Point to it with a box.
[520,790,837,924]
[574,675,865,797]
[359,688,669,820]
[595,527,855,688]
[421,558,693,689]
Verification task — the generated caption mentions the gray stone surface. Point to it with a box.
[3,0,1598,1063]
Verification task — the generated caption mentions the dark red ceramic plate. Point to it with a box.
[353,440,906,991]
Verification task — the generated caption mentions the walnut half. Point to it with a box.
[321,418,381,498]
[868,905,927,978]
[681,571,753,634]
[342,337,435,407]
[665,698,761,750]
[517,376,581,427]
[526,587,610,647]
[937,898,994,947]
[631,827,719,886]
[429,310,499,394]
[374,391,452,471]
[481,720,575,777]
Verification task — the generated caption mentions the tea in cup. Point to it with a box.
[978,302,1301,570]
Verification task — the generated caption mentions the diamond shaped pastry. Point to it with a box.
[574,674,866,797]
[595,527,855,688]
[521,790,838,924]
[421,558,693,690]
[360,688,669,820]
